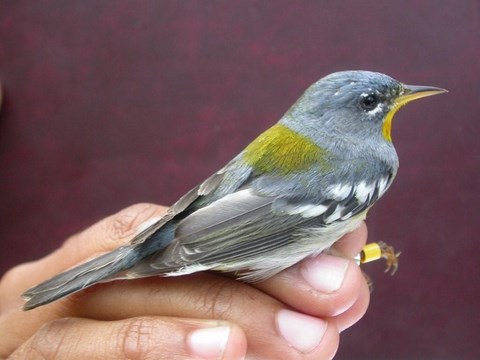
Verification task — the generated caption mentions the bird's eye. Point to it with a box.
[360,94,379,111]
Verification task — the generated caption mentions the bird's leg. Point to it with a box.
[328,241,400,292]
[361,270,374,293]
[358,241,401,275]
[354,241,401,292]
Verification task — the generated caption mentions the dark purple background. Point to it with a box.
[1,1,479,358]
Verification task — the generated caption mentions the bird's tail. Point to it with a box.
[22,245,140,311]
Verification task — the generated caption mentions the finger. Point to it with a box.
[7,316,247,360]
[2,273,340,360]
[68,274,340,359]
[59,203,167,261]
[257,255,366,318]
[252,223,369,318]
[1,203,167,299]
[331,221,368,257]
[330,275,370,332]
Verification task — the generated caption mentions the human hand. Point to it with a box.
[0,203,369,359]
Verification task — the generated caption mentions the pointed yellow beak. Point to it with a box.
[382,84,447,142]
[396,84,448,106]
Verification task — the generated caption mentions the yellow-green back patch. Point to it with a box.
[243,124,330,175]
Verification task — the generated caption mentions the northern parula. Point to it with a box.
[22,71,446,310]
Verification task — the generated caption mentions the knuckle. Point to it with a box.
[9,346,48,360]
[62,203,162,254]
[198,277,240,319]
[24,318,73,359]
[116,317,160,360]
[105,203,159,243]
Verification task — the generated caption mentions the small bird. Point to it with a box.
[22,71,446,310]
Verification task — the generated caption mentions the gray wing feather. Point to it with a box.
[21,170,229,310]
[128,189,314,276]
[22,246,138,310]
[129,171,394,277]
[130,168,230,246]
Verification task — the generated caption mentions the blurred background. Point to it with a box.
[0,1,478,358]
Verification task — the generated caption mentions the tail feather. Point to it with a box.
[22,245,139,310]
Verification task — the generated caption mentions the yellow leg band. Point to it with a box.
[360,243,383,263]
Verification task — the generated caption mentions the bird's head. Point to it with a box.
[282,70,446,144]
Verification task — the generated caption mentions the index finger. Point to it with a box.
[252,222,368,317]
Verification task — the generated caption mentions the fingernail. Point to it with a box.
[301,254,349,293]
[276,309,327,353]
[187,326,231,359]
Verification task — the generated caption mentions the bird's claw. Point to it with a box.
[377,241,401,275]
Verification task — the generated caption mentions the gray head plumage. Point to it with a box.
[280,70,404,144]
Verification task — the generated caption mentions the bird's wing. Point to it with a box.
[128,168,228,247]
[128,169,394,279]
[128,188,311,277]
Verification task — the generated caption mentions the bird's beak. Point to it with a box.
[382,84,447,142]
[396,84,448,106]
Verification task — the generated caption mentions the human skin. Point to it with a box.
[0,203,369,359]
